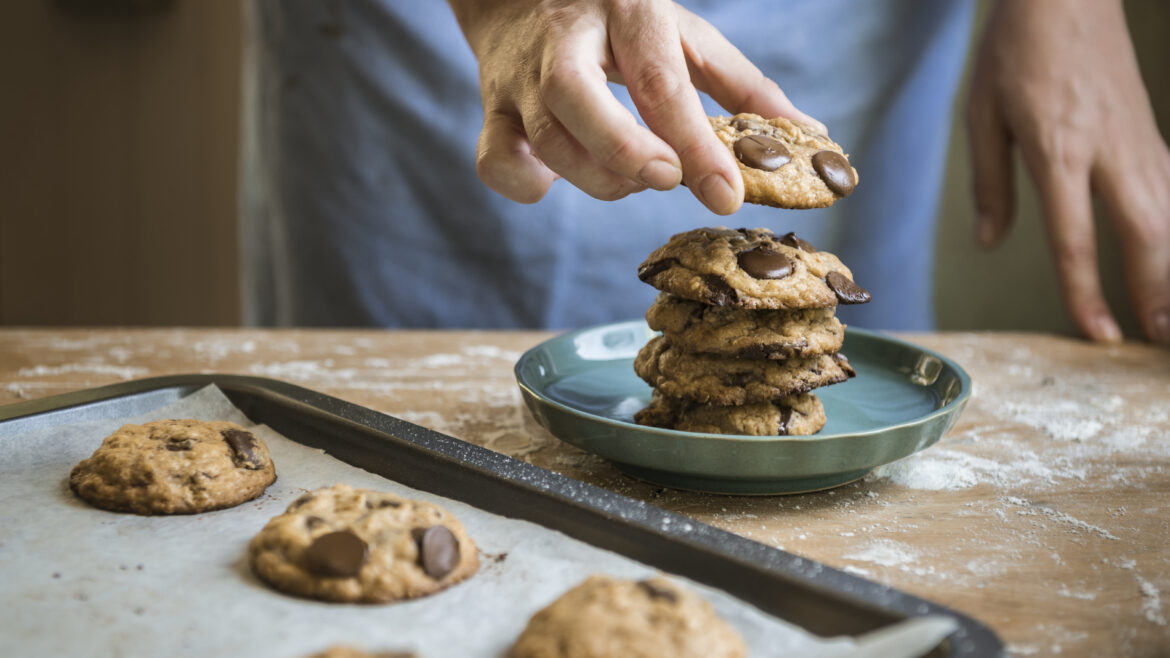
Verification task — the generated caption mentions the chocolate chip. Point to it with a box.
[778,407,793,435]
[811,151,855,196]
[305,515,326,530]
[734,135,791,171]
[701,274,738,306]
[414,526,460,580]
[637,258,678,283]
[737,248,793,279]
[222,428,263,469]
[164,438,192,451]
[825,271,871,305]
[637,580,678,603]
[735,341,804,360]
[833,352,857,377]
[779,231,816,253]
[363,497,400,509]
[731,116,771,133]
[724,372,754,387]
[304,530,368,578]
[290,493,315,509]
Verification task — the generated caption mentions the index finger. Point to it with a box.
[608,1,743,214]
[539,27,684,191]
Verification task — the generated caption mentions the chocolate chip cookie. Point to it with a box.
[634,390,825,436]
[645,292,844,359]
[711,113,857,208]
[68,419,276,515]
[634,335,855,405]
[510,575,745,658]
[248,484,479,604]
[637,227,870,311]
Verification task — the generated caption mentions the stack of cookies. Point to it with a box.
[633,226,871,436]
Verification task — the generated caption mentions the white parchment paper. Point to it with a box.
[0,385,954,657]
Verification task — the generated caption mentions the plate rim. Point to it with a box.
[514,320,972,444]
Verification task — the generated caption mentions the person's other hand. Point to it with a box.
[967,0,1170,343]
[447,0,821,214]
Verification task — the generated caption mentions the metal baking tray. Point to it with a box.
[0,374,1003,656]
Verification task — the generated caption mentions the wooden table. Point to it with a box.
[2,329,1167,657]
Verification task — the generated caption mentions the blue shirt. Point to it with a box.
[247,0,973,329]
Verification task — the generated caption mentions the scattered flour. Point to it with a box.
[865,447,1076,491]
[842,539,919,567]
[1114,559,1167,626]
[16,363,148,380]
[1000,399,1106,442]
[1139,579,1166,626]
[1002,497,1119,541]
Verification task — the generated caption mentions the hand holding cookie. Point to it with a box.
[448,0,822,214]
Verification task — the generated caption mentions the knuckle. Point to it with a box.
[1053,235,1096,267]
[539,60,583,104]
[525,116,563,160]
[630,65,686,114]
[600,133,642,170]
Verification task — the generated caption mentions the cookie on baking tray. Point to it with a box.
[68,419,276,515]
[645,292,844,360]
[711,113,857,208]
[510,574,746,658]
[637,227,871,311]
[634,335,855,406]
[249,484,478,604]
[634,389,825,436]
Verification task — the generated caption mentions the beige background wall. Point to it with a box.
[0,1,1166,333]
[0,0,242,326]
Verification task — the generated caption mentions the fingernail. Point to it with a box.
[1092,316,1123,344]
[638,160,682,190]
[699,173,738,214]
[1150,310,1170,344]
[976,214,997,249]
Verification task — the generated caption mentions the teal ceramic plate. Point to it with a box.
[515,321,970,495]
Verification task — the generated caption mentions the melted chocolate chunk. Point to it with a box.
[825,271,871,305]
[222,429,263,469]
[735,340,804,360]
[778,407,793,435]
[637,258,678,283]
[811,151,855,196]
[304,530,368,578]
[833,352,856,377]
[363,497,400,509]
[723,371,754,387]
[637,580,678,603]
[734,134,791,171]
[414,525,460,580]
[701,274,738,306]
[290,493,315,509]
[737,248,793,279]
[164,437,192,452]
[731,116,769,133]
[779,231,816,253]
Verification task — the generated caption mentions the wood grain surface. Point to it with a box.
[1,328,1167,657]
